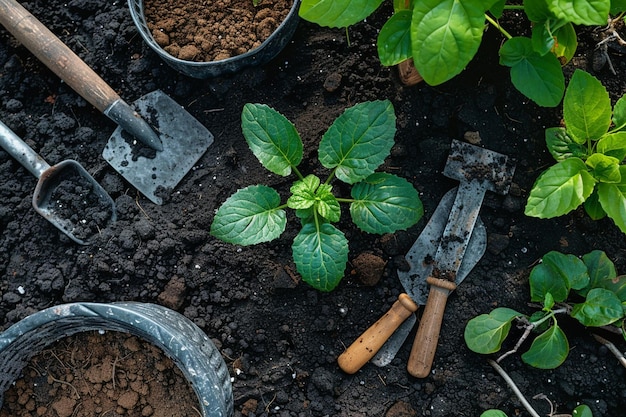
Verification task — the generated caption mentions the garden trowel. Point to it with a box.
[407,139,515,378]
[0,0,213,205]
[337,187,486,374]
[371,187,486,367]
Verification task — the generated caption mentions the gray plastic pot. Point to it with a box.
[128,0,301,79]
[0,302,233,417]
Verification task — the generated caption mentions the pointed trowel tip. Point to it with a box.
[104,99,164,152]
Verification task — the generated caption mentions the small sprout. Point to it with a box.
[211,101,423,291]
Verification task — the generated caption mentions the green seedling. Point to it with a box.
[465,250,626,370]
[481,403,592,417]
[210,100,423,292]
[525,69,626,233]
[299,0,626,107]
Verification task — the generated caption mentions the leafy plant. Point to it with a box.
[481,403,592,417]
[464,250,626,369]
[299,0,626,107]
[525,69,626,233]
[210,100,423,291]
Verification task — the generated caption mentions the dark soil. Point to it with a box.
[1,1,625,417]
[0,331,199,417]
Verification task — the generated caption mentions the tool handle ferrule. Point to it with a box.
[105,100,164,151]
[338,293,418,374]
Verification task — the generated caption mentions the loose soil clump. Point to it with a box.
[0,331,200,417]
[144,0,293,61]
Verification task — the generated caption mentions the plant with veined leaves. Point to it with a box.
[525,69,626,233]
[210,100,423,292]
[464,250,626,370]
[299,0,626,107]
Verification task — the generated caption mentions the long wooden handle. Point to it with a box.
[338,293,418,374]
[0,0,120,112]
[407,277,456,378]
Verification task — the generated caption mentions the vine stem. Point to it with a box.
[487,359,541,417]
[592,333,626,369]
[485,14,513,40]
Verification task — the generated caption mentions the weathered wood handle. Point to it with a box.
[0,0,120,112]
[406,277,456,378]
[338,293,418,374]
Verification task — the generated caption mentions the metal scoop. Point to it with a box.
[0,121,116,245]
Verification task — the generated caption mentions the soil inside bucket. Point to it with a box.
[144,0,294,62]
[0,331,200,417]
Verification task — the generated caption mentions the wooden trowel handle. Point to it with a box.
[0,0,120,112]
[407,277,456,378]
[338,293,418,374]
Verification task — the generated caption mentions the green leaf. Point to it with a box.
[500,37,565,107]
[531,22,555,56]
[582,250,617,296]
[600,275,626,302]
[572,288,624,326]
[292,222,349,291]
[315,183,341,222]
[350,173,423,234]
[288,176,341,222]
[411,0,486,85]
[586,153,621,183]
[393,0,413,11]
[319,100,396,184]
[552,22,577,64]
[584,190,607,220]
[545,127,587,161]
[529,251,588,302]
[298,0,384,28]
[464,308,522,354]
[211,185,286,245]
[241,103,303,177]
[525,158,597,218]
[524,0,556,22]
[521,324,569,369]
[548,0,610,25]
[613,95,626,131]
[572,405,593,417]
[563,70,612,142]
[480,410,508,417]
[378,10,412,66]
[543,291,555,310]
[288,174,320,210]
[489,0,507,18]
[596,132,626,161]
[597,175,626,233]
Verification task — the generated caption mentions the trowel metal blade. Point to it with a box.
[398,187,487,306]
[371,312,416,367]
[102,90,213,205]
